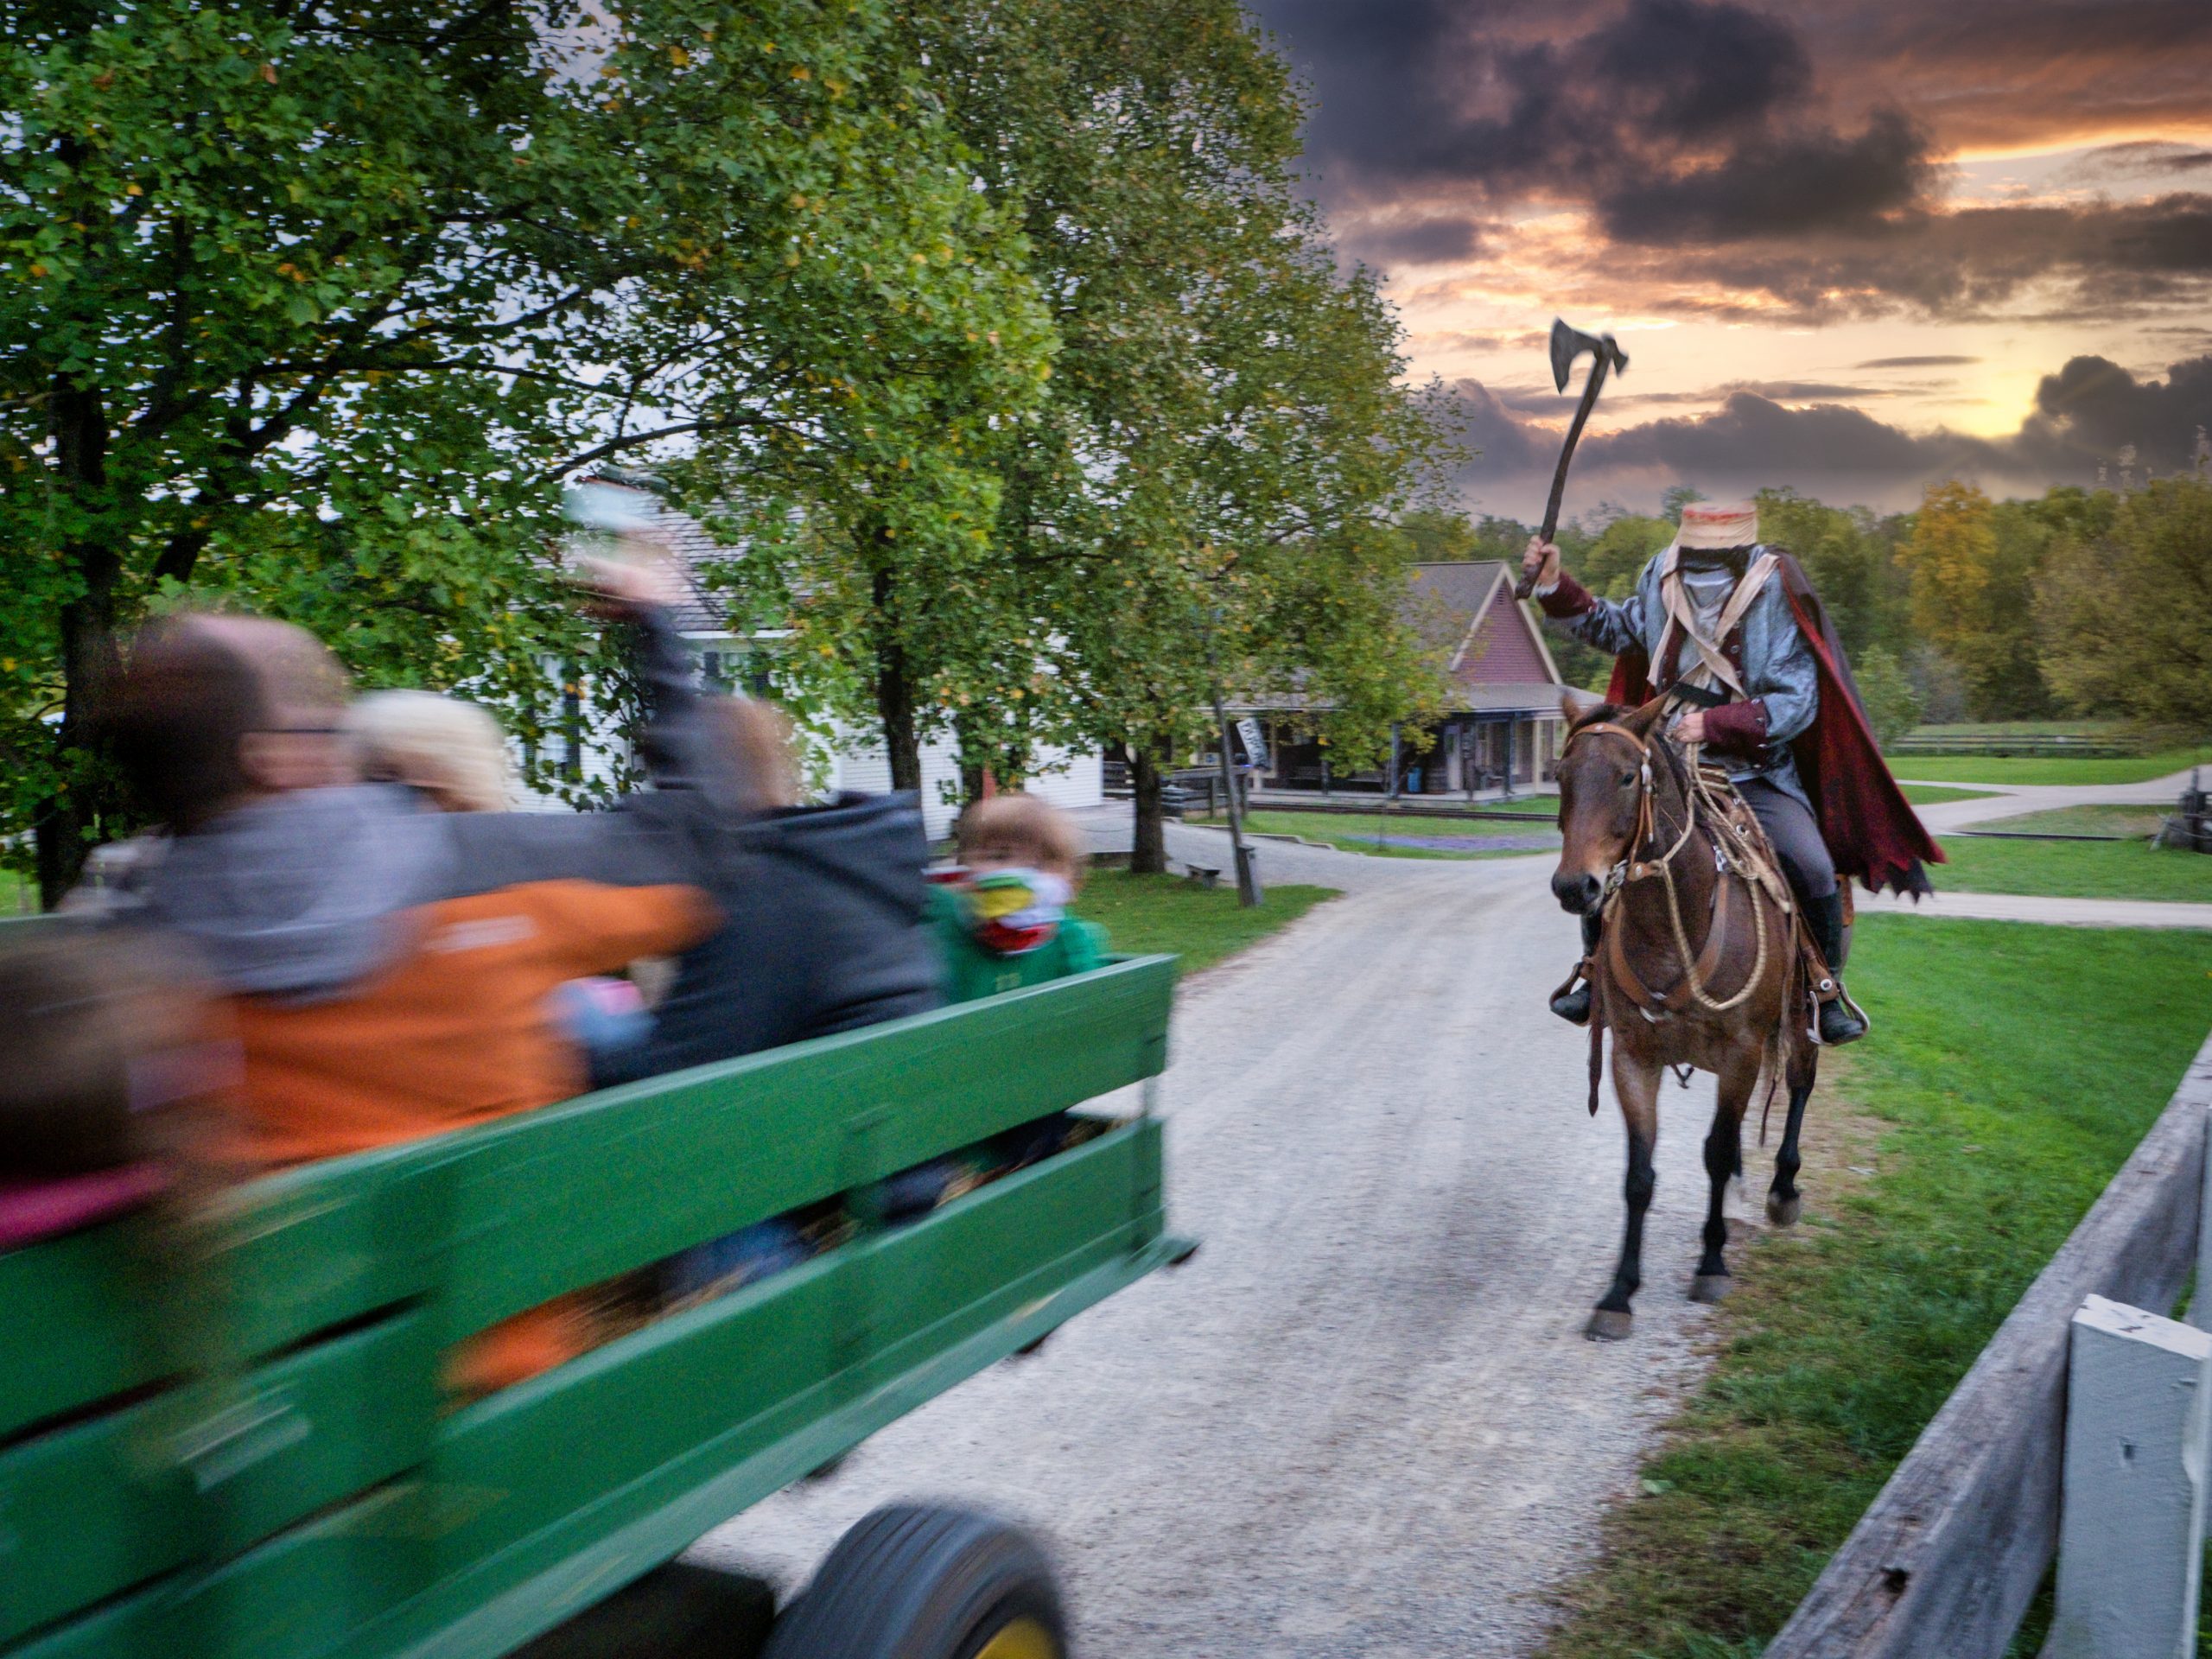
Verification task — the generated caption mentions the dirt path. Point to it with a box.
[696,848,1755,1655]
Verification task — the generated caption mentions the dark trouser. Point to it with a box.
[1735,777,1835,907]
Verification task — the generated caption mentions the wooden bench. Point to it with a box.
[0,956,1183,1659]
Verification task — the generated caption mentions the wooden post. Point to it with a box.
[2047,1295,2212,1658]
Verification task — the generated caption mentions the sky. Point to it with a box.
[1247,0,2212,522]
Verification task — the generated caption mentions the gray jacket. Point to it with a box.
[1551,546,1818,806]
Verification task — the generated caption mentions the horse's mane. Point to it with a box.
[1567,701,1621,734]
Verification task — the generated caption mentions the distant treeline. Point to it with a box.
[1399,469,2212,746]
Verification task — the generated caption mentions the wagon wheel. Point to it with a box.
[761,1503,1066,1659]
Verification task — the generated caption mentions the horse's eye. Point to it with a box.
[1621,772,1637,785]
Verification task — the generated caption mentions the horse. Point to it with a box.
[1550,693,1819,1341]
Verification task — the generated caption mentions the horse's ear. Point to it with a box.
[1560,688,1607,727]
[1619,697,1669,736]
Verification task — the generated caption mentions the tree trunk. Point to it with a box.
[870,561,923,796]
[36,382,120,909]
[1130,744,1167,875]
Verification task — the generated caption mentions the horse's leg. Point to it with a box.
[1767,1041,1819,1228]
[1694,1052,1758,1302]
[1589,1048,1661,1342]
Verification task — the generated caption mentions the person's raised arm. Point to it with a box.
[1522,536,1644,657]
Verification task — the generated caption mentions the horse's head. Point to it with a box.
[1551,692,1668,916]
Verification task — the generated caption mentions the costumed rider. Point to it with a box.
[1522,498,1943,1047]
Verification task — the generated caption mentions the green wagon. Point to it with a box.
[0,954,1185,1659]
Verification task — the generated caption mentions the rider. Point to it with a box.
[1523,499,1941,1047]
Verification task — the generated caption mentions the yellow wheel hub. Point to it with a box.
[974,1616,1059,1659]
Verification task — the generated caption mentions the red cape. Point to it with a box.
[1604,552,1942,897]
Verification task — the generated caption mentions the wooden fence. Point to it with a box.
[1766,1029,2212,1657]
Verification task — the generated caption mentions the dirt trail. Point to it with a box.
[697,848,1754,1656]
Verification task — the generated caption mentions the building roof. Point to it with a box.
[1406,560,1564,697]
[572,475,741,636]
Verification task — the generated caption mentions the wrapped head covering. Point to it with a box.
[1675,500,1759,550]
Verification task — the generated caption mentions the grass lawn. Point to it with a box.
[1071,869,1338,976]
[1537,918,2212,1659]
[1192,806,1560,861]
[1983,801,2170,838]
[1933,834,2212,903]
[1910,719,2130,739]
[1898,784,1996,806]
[1889,745,2212,786]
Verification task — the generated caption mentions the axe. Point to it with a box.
[1513,319,1629,600]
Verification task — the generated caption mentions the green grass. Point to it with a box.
[1889,746,2212,786]
[1538,918,2212,1659]
[0,868,29,915]
[1985,802,2171,838]
[1933,834,2212,902]
[1898,784,1997,805]
[1071,869,1338,976]
[1910,720,2130,739]
[1193,806,1560,861]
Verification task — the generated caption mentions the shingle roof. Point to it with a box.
[571,476,742,635]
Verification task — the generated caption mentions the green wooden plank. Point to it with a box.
[0,1224,165,1441]
[434,954,1173,1333]
[0,1308,440,1646]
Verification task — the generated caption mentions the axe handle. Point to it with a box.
[1515,353,1612,601]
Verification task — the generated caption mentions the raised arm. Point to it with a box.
[1521,537,1647,658]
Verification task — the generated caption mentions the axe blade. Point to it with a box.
[1549,317,1626,393]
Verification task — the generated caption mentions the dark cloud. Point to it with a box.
[1252,0,1942,242]
[1451,353,2212,517]
[2056,142,2212,184]
[1857,354,1980,368]
[1354,215,1494,264]
[1252,0,2212,321]
[2024,354,2212,473]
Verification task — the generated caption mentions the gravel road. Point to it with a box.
[696,834,1748,1656]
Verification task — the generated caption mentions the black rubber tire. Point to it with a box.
[761,1503,1066,1659]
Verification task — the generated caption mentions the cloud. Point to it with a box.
[1450,353,2212,518]
[1354,215,1495,264]
[1253,0,1943,242]
[1856,354,1981,368]
[1252,0,2212,322]
[2055,142,2212,184]
[2022,354,2212,472]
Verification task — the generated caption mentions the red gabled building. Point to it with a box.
[1249,560,1569,796]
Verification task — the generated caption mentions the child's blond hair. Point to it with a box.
[344,690,512,813]
[956,791,1086,882]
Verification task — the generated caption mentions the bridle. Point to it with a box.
[1560,716,1770,1016]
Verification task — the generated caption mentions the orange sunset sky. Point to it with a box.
[1251,0,2212,519]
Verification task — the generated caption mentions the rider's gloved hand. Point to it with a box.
[1521,536,1561,593]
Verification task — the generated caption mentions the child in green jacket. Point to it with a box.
[931,791,1106,999]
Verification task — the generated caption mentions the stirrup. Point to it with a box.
[1810,972,1869,1046]
[1549,962,1593,1027]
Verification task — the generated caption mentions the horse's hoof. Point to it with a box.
[1586,1308,1634,1342]
[1766,1192,1802,1228]
[1690,1274,1732,1304]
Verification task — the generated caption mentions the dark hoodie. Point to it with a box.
[633,789,943,1077]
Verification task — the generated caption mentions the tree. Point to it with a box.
[1853,643,1922,748]
[1898,480,2053,721]
[2037,474,2212,731]
[2,0,1047,899]
[1754,487,1911,665]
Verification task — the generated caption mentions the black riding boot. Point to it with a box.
[1549,913,1605,1026]
[1808,892,1866,1045]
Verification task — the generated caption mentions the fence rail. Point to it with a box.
[1886,735,2143,760]
[1765,1029,2212,1659]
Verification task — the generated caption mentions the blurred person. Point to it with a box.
[343,688,512,812]
[0,928,232,1249]
[104,579,724,1391]
[344,688,651,1081]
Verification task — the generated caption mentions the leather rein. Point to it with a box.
[1561,718,1772,1019]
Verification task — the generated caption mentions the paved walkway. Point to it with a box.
[1859,888,2212,930]
[699,842,1727,1655]
[1903,766,2196,834]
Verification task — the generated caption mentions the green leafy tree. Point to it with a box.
[1853,643,1922,748]
[2,0,1046,899]
[1754,487,1912,665]
[1899,480,2054,721]
[2037,474,2212,730]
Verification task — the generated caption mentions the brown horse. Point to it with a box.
[1551,695,1819,1340]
